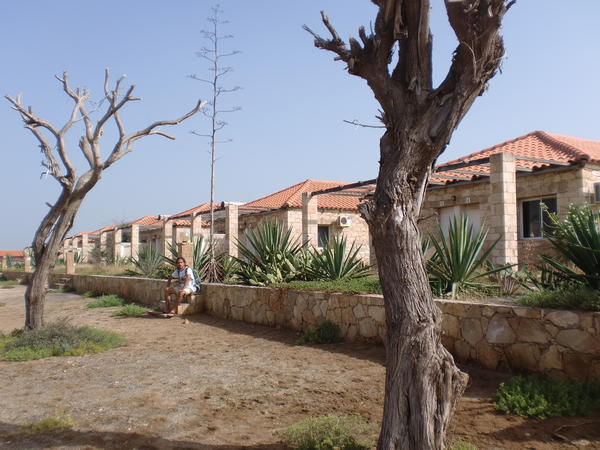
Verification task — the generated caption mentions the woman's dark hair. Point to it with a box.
[176,257,186,265]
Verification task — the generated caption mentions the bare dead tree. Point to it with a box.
[6,70,204,330]
[305,0,512,448]
[190,4,240,282]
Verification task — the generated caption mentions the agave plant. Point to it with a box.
[306,235,371,281]
[73,252,87,265]
[218,254,240,283]
[542,205,600,289]
[128,244,166,278]
[236,221,304,285]
[427,214,509,298]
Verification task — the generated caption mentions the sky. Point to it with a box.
[1,1,599,249]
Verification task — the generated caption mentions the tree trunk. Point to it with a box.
[365,133,468,450]
[24,256,55,330]
[24,199,81,330]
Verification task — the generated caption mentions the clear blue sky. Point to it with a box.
[2,1,599,249]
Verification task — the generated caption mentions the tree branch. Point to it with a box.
[103,99,206,169]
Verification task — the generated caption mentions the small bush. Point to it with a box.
[494,375,600,419]
[112,304,150,316]
[449,441,477,450]
[296,321,342,345]
[22,413,73,434]
[278,277,381,295]
[279,415,373,450]
[0,318,124,361]
[517,287,600,311]
[49,286,75,294]
[0,279,19,287]
[82,290,104,298]
[86,295,125,308]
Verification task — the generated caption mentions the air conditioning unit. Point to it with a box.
[594,182,600,202]
[337,216,352,227]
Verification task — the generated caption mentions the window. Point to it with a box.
[317,225,330,248]
[521,197,557,238]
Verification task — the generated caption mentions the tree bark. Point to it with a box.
[362,131,468,449]
[305,2,510,446]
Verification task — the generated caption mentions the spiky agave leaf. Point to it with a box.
[427,215,509,298]
[306,235,371,281]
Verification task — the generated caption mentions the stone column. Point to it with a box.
[161,220,173,257]
[81,233,89,262]
[63,238,70,254]
[488,153,518,267]
[131,224,139,259]
[99,231,107,255]
[65,251,75,275]
[177,241,193,264]
[113,228,122,260]
[225,204,239,258]
[191,213,200,240]
[72,236,80,253]
[172,223,178,247]
[302,192,318,246]
[24,255,32,272]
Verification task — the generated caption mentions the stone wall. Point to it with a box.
[2,271,598,380]
[438,300,600,381]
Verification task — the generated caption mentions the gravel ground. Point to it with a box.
[0,285,598,449]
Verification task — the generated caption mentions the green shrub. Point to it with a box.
[0,318,124,361]
[306,236,371,281]
[112,304,150,316]
[494,375,600,419]
[49,286,75,294]
[0,279,19,287]
[82,290,104,298]
[296,321,342,345]
[278,277,381,294]
[127,244,169,278]
[517,287,600,311]
[279,415,373,450]
[86,295,125,308]
[449,441,477,450]
[236,221,304,285]
[426,215,510,298]
[543,205,600,289]
[22,413,73,434]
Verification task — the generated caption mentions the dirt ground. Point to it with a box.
[0,285,599,450]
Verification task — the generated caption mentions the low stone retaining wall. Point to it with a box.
[2,271,599,380]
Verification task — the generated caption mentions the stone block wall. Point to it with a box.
[2,271,598,380]
[438,300,600,381]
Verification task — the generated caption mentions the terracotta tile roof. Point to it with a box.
[432,131,600,184]
[130,216,163,227]
[244,179,373,211]
[0,250,25,257]
[72,231,93,237]
[172,219,191,227]
[171,202,220,219]
[94,225,116,234]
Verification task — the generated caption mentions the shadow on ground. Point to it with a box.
[0,422,289,450]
